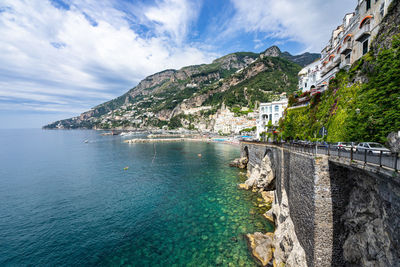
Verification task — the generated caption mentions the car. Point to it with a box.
[334,142,357,151]
[356,142,391,155]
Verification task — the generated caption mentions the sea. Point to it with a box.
[0,129,273,266]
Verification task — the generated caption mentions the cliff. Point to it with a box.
[43,47,319,131]
[240,142,400,267]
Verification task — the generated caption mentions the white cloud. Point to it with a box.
[144,0,201,44]
[0,0,214,122]
[228,0,357,52]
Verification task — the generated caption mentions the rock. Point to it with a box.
[238,183,250,190]
[201,235,208,240]
[261,191,274,203]
[272,190,307,267]
[243,153,275,191]
[386,132,400,152]
[263,212,274,224]
[246,232,275,266]
[245,177,257,188]
[229,157,248,169]
[229,158,240,167]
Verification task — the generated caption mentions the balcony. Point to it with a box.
[355,23,371,42]
[325,60,337,73]
[339,58,351,69]
[333,55,341,65]
[340,41,353,54]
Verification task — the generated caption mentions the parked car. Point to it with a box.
[334,142,357,151]
[356,142,391,155]
[316,141,329,148]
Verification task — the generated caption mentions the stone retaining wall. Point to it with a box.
[240,142,400,267]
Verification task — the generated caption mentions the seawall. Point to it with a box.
[240,142,400,267]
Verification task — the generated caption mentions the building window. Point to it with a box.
[366,0,371,11]
[380,3,385,17]
[344,53,350,64]
[269,107,272,113]
[275,105,279,112]
[363,39,369,55]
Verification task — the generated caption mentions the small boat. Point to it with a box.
[198,154,202,157]
[123,166,129,171]
[84,140,89,143]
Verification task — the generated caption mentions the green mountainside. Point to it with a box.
[279,0,400,143]
[44,47,319,131]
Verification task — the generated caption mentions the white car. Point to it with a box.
[334,142,357,151]
[356,142,391,155]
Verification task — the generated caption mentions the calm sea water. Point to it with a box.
[0,129,273,266]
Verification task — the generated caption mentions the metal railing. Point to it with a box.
[241,141,400,172]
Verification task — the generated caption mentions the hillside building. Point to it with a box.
[213,104,257,135]
[299,0,393,95]
[256,98,288,139]
[298,60,321,93]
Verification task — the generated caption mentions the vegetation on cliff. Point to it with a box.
[280,32,400,143]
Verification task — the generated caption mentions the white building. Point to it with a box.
[298,60,321,93]
[309,0,393,93]
[213,105,257,135]
[256,98,288,139]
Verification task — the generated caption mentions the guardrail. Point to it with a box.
[241,141,400,172]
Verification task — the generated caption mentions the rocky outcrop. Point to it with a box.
[260,46,281,58]
[387,131,400,152]
[260,46,320,67]
[270,189,307,267]
[246,232,274,266]
[229,157,248,169]
[339,170,400,266]
[244,153,275,191]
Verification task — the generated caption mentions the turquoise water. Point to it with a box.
[0,129,273,266]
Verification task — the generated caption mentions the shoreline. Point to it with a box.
[123,137,240,147]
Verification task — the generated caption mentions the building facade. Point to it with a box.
[298,60,321,93]
[256,98,288,139]
[299,0,393,94]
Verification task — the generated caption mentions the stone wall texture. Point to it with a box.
[240,142,400,267]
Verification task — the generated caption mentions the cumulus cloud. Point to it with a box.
[0,0,214,120]
[228,0,357,52]
[0,0,360,128]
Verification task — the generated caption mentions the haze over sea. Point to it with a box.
[0,129,272,266]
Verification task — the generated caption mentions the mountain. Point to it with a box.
[43,46,320,131]
[261,46,320,67]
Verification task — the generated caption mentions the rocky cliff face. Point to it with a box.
[43,46,319,131]
[240,143,400,267]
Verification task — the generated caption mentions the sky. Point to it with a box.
[0,0,357,128]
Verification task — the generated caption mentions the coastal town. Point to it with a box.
[114,0,395,145]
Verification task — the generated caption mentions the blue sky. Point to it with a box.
[0,0,357,128]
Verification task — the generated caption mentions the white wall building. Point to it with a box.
[309,0,393,93]
[298,60,321,93]
[256,98,288,138]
